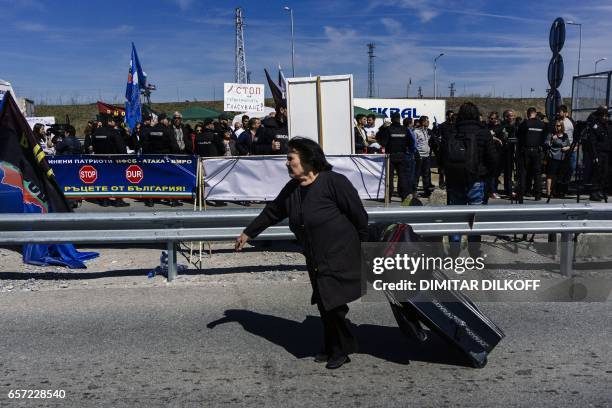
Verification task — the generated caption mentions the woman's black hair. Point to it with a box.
[456,102,481,122]
[33,123,45,137]
[287,137,332,173]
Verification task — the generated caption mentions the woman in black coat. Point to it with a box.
[235,137,368,369]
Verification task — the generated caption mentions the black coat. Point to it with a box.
[91,126,127,154]
[194,129,225,157]
[142,123,180,154]
[244,171,368,311]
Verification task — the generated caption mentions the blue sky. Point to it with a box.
[1,0,611,104]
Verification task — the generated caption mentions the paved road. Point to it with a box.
[0,282,610,407]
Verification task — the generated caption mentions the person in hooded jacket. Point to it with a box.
[441,102,498,255]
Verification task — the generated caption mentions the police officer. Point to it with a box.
[500,109,518,197]
[261,103,289,155]
[378,112,414,205]
[194,118,224,157]
[91,116,129,207]
[141,113,180,154]
[91,115,127,155]
[585,107,611,201]
[516,107,547,202]
[140,113,181,207]
[433,110,455,189]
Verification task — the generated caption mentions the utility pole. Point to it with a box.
[234,8,248,84]
[367,43,376,98]
[406,77,412,98]
[417,86,423,99]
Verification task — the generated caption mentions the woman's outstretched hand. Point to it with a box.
[235,233,250,251]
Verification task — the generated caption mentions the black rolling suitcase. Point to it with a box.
[371,223,505,368]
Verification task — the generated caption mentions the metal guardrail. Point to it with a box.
[1,203,612,281]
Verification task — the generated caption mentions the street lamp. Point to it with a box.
[433,53,444,99]
[566,21,582,75]
[283,6,295,77]
[595,58,607,72]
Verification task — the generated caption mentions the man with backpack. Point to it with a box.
[441,102,498,255]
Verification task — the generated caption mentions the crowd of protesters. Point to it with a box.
[34,101,612,208]
[355,104,612,205]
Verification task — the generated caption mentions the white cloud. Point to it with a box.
[174,0,193,11]
[16,22,47,32]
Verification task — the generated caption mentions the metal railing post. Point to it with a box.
[167,241,177,281]
[559,232,574,276]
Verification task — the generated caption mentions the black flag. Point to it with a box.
[264,68,285,109]
[0,92,71,213]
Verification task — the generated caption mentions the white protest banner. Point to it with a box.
[202,155,385,201]
[224,83,265,113]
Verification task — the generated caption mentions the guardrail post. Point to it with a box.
[559,232,574,276]
[167,241,177,282]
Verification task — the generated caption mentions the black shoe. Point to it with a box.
[114,199,130,207]
[145,200,154,207]
[99,199,109,207]
[314,352,329,363]
[534,196,542,201]
[325,355,350,370]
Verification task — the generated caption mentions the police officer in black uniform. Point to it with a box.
[261,103,289,155]
[91,116,129,207]
[91,115,127,155]
[516,107,547,202]
[433,110,455,189]
[140,113,181,207]
[500,109,519,197]
[585,107,611,201]
[141,113,180,154]
[194,118,224,157]
[377,112,414,205]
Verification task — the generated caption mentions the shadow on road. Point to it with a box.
[206,309,471,367]
[0,264,304,280]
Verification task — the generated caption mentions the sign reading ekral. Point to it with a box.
[223,83,264,113]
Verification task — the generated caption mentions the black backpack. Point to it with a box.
[443,127,479,186]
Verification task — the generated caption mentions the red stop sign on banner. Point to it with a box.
[79,165,98,184]
[126,164,144,184]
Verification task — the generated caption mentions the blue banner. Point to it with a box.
[47,154,198,199]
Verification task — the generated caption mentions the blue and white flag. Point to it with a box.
[278,65,287,99]
[125,43,144,130]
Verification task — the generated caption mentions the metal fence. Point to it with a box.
[572,71,612,121]
[2,204,612,281]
